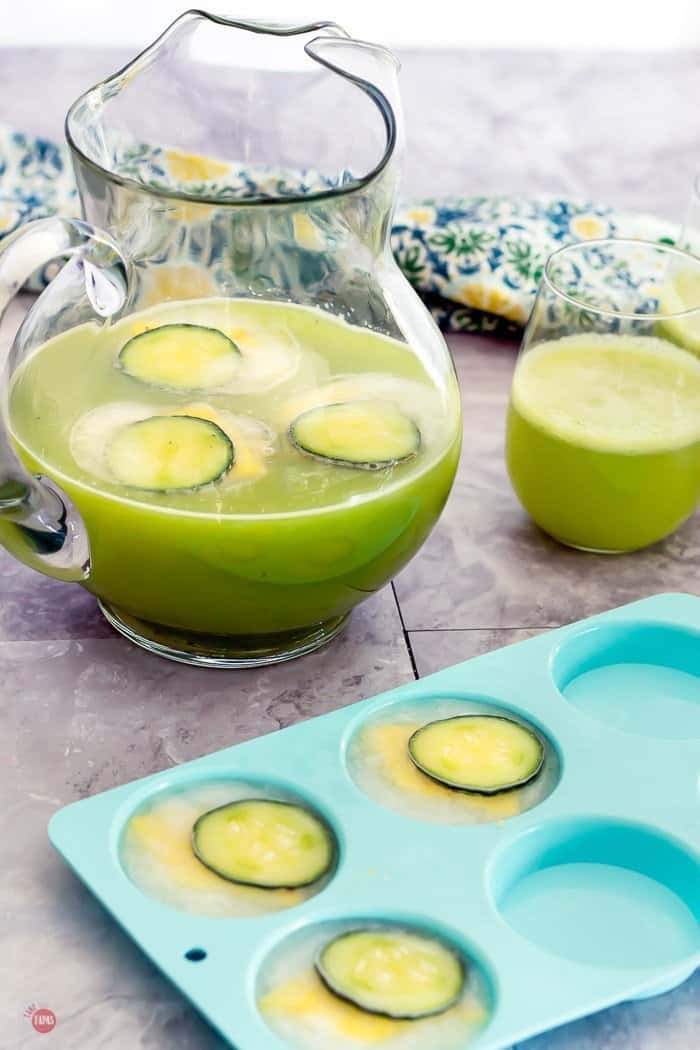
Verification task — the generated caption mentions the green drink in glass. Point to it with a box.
[506,240,700,552]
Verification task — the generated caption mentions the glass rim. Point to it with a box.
[543,237,700,322]
[65,9,398,209]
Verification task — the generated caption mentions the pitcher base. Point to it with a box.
[98,601,351,668]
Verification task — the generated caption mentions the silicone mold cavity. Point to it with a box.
[117,776,339,917]
[552,622,700,738]
[491,818,700,970]
[344,694,560,825]
[256,915,495,1050]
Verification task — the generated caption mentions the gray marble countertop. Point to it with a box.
[1,46,699,1050]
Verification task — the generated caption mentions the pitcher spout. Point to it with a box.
[66,11,400,211]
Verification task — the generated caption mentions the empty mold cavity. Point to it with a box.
[119,778,338,918]
[345,696,560,824]
[553,622,700,738]
[257,917,493,1050]
[492,819,700,970]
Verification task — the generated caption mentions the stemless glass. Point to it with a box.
[506,238,700,553]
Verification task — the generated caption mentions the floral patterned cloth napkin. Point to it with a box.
[0,125,677,334]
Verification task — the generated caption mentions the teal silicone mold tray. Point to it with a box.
[49,593,700,1049]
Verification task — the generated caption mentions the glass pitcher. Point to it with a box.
[0,12,461,667]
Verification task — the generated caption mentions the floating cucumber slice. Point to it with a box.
[408,715,544,794]
[290,400,420,469]
[106,415,233,491]
[118,324,240,390]
[316,927,465,1019]
[70,401,274,490]
[192,799,335,889]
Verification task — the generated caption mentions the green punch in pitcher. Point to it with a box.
[0,13,461,666]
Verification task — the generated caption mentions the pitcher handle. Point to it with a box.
[0,217,129,581]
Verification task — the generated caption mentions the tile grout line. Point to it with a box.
[390,582,420,680]
[405,626,556,633]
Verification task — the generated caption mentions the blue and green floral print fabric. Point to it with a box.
[0,125,677,334]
